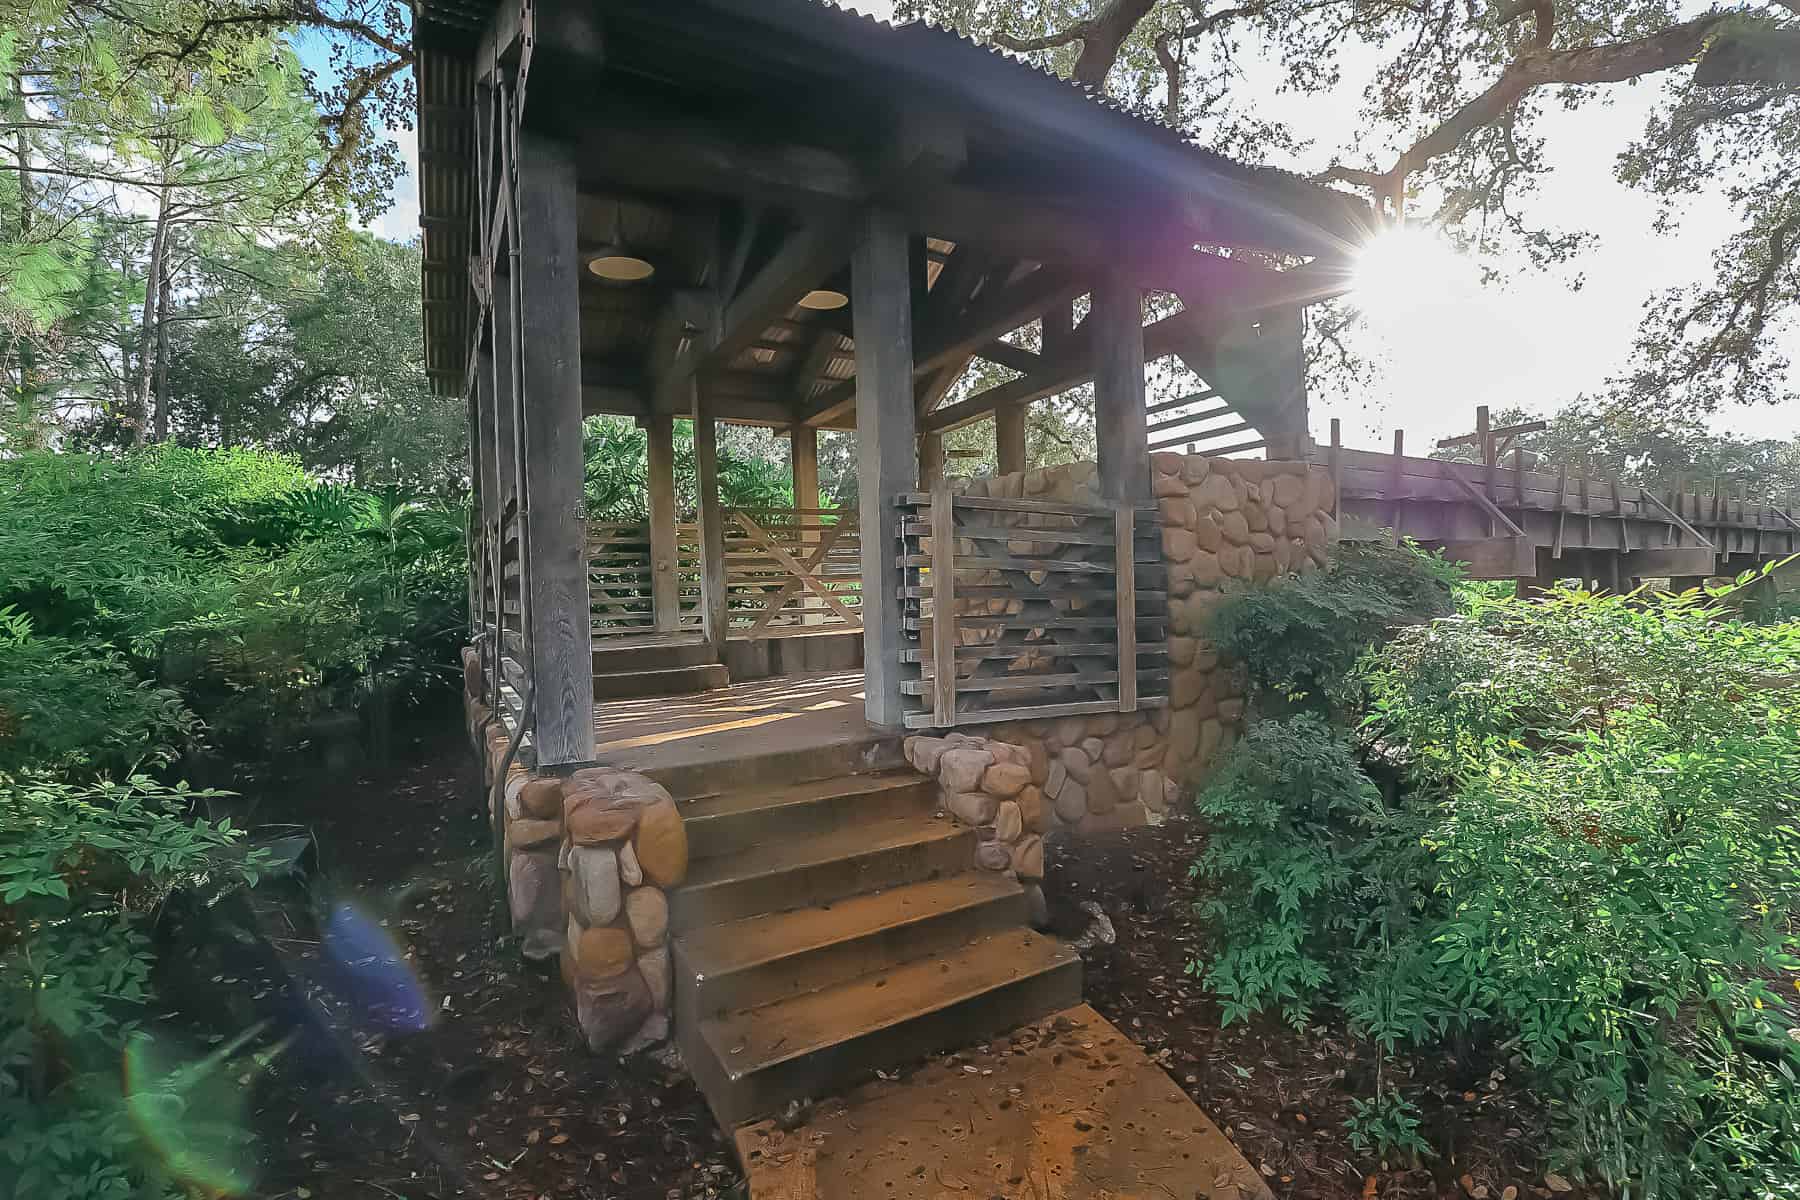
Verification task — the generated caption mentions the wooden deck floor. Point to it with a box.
[593,670,872,776]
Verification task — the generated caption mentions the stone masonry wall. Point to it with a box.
[903,453,1335,903]
[462,651,682,1056]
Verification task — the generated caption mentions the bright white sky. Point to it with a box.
[366,0,1796,453]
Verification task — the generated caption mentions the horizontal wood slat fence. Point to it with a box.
[587,522,702,637]
[894,486,1169,730]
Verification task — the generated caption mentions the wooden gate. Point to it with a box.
[724,507,862,636]
[894,487,1168,730]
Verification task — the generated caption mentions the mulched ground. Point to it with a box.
[155,723,740,1200]
[152,726,1571,1200]
[1043,822,1571,1200]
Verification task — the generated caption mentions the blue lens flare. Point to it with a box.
[321,901,433,1033]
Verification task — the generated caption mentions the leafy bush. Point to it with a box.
[1205,541,1456,713]
[1192,587,1800,1194]
[0,774,268,1199]
[0,609,197,777]
[0,447,464,764]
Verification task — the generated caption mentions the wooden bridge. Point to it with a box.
[1315,414,1800,589]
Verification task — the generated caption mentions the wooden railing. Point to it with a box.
[471,498,529,735]
[724,507,862,635]
[894,488,1168,730]
[586,522,702,637]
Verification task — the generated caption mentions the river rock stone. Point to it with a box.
[508,817,562,850]
[1012,834,1044,880]
[574,964,651,1052]
[948,790,997,826]
[618,840,643,887]
[994,799,1024,842]
[508,850,562,960]
[566,800,639,846]
[1015,785,1045,832]
[939,747,994,793]
[518,777,564,820]
[1059,746,1092,784]
[574,924,635,979]
[905,735,950,774]
[982,761,1031,798]
[618,1011,669,1056]
[637,945,671,1008]
[624,887,669,948]
[1085,764,1118,814]
[974,839,1012,871]
[1052,779,1087,822]
[569,846,622,926]
[633,797,688,887]
[1022,737,1050,785]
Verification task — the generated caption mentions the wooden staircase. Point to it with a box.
[663,747,1080,1128]
[590,635,728,700]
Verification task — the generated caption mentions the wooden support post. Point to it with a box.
[995,402,1027,476]
[1477,406,1495,537]
[1328,418,1343,523]
[851,208,919,730]
[1552,462,1569,559]
[514,129,595,768]
[790,425,820,512]
[1512,447,1526,509]
[1114,505,1137,713]
[646,413,680,633]
[1388,430,1405,545]
[919,432,945,488]
[695,387,728,660]
[1092,272,1148,506]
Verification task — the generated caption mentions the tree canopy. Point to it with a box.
[901,0,1798,414]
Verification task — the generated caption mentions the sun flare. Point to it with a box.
[1351,224,1476,324]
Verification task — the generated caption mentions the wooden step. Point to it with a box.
[591,662,728,700]
[682,771,937,861]
[674,872,1026,1016]
[668,816,971,934]
[590,637,715,674]
[648,735,906,801]
[685,930,1081,1127]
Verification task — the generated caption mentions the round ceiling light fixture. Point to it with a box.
[798,288,849,311]
[587,253,656,282]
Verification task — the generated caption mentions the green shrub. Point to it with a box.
[0,448,464,764]
[0,774,269,1199]
[1189,714,1437,1030]
[1194,587,1800,1193]
[1205,541,1456,713]
[0,610,197,777]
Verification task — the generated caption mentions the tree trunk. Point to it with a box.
[132,173,172,445]
[152,232,173,442]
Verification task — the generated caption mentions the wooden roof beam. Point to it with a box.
[922,305,1211,434]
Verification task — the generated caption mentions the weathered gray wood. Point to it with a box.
[1092,273,1149,506]
[929,481,956,727]
[918,433,945,489]
[790,426,819,511]
[1174,307,1308,459]
[1115,506,1137,713]
[996,402,1027,476]
[695,385,729,660]
[851,208,919,730]
[646,413,680,632]
[1620,548,1719,578]
[1427,536,1537,580]
[514,128,595,767]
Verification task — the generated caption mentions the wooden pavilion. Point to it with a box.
[413,0,1372,773]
